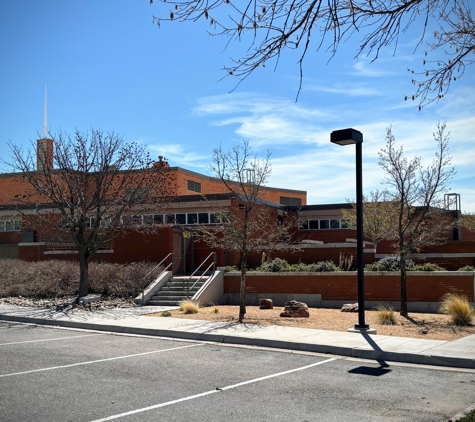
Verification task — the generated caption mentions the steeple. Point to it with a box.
[37,84,53,171]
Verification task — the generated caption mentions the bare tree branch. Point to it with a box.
[151,0,474,106]
[5,128,174,298]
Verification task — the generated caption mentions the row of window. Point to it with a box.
[0,216,345,233]
[300,219,347,230]
[0,220,22,232]
[84,212,226,228]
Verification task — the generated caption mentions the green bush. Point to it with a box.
[365,255,414,271]
[458,265,475,271]
[313,260,340,272]
[409,263,446,271]
[257,257,292,272]
[0,259,159,299]
[255,259,340,273]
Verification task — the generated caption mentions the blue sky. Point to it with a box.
[1,1,474,211]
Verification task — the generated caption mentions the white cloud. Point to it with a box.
[309,83,381,97]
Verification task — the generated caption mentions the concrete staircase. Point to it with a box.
[146,276,208,306]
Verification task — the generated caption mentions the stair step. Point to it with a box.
[147,300,181,306]
[143,275,210,306]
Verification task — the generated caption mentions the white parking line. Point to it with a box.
[0,333,104,346]
[90,357,337,422]
[0,343,204,378]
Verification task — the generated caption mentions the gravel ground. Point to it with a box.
[148,305,475,341]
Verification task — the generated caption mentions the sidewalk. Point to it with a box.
[1,304,474,369]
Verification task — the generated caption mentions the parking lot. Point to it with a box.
[1,321,475,421]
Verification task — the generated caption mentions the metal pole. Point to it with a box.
[355,142,368,329]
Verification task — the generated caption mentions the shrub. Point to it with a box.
[257,258,291,272]
[213,307,219,313]
[313,260,340,272]
[409,263,446,271]
[178,298,200,314]
[458,265,475,271]
[0,259,159,299]
[365,255,414,271]
[161,311,171,317]
[439,293,474,326]
[376,305,398,325]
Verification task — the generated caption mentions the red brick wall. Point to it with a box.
[0,232,22,244]
[223,272,474,302]
[171,169,307,205]
[18,227,174,264]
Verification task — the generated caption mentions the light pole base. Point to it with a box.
[347,326,377,334]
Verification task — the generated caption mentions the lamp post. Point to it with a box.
[331,128,374,333]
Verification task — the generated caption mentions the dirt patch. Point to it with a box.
[148,305,475,341]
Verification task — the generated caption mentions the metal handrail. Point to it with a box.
[184,252,216,297]
[141,253,174,306]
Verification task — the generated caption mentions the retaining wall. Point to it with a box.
[223,271,475,312]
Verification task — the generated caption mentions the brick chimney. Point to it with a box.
[153,155,170,168]
[37,138,53,171]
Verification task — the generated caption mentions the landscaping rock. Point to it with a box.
[280,300,309,318]
[341,303,358,312]
[259,299,273,309]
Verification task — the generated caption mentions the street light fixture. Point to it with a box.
[331,128,374,333]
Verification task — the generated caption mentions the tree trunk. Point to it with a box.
[239,259,247,323]
[78,249,89,299]
[399,250,408,317]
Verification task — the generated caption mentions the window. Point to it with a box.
[309,220,319,230]
[298,219,343,231]
[175,214,187,225]
[187,179,202,193]
[330,219,340,229]
[280,196,302,206]
[198,213,209,224]
[0,220,22,232]
[187,213,198,224]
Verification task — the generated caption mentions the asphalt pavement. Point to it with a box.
[1,304,474,369]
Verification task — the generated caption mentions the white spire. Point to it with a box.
[43,84,47,139]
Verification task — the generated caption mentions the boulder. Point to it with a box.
[280,300,309,318]
[341,303,358,312]
[259,298,274,309]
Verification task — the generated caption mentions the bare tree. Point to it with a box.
[6,128,174,298]
[188,141,298,322]
[341,190,398,252]
[378,122,456,316]
[150,0,474,107]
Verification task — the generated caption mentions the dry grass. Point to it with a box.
[148,305,475,341]
[439,293,475,326]
[376,305,398,325]
[178,298,200,314]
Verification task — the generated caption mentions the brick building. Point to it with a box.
[0,139,474,271]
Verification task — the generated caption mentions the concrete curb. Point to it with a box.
[2,312,474,369]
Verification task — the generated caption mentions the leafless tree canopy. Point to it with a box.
[7,128,174,297]
[378,122,456,315]
[151,0,474,107]
[189,140,298,322]
[341,189,398,250]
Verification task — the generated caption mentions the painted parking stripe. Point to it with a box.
[90,357,337,422]
[0,343,204,378]
[0,333,104,346]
